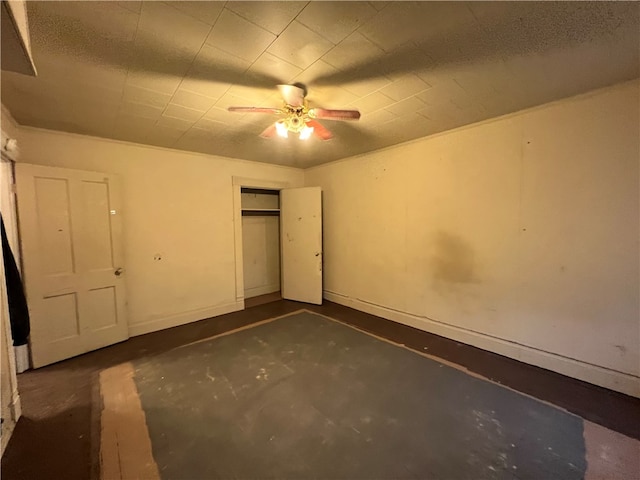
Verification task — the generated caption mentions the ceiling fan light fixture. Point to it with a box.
[228,84,360,142]
[275,120,288,138]
[299,125,314,140]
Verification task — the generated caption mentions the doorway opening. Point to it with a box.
[240,187,282,308]
[232,177,323,309]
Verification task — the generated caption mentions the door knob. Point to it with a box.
[114,267,124,276]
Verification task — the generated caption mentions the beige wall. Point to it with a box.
[305,81,640,396]
[14,127,303,335]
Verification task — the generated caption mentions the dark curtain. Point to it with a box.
[1,213,29,346]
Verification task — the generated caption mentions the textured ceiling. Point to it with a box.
[1,1,638,167]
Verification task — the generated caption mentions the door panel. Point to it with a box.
[280,187,322,305]
[42,293,79,340]
[16,164,128,367]
[86,287,118,330]
[35,177,74,275]
[81,180,114,270]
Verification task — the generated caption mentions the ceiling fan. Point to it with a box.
[227,84,361,141]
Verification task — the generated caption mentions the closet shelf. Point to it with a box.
[241,208,280,216]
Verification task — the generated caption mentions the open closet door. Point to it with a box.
[280,187,322,305]
[15,164,128,367]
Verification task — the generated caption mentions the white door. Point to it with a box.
[280,187,322,305]
[15,164,128,367]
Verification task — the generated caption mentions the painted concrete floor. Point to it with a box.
[99,310,640,480]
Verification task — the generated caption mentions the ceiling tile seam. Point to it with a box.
[265,21,339,72]
[246,50,305,81]
[154,116,197,140]
[247,31,300,70]
[388,91,430,110]
[216,8,276,49]
[160,104,206,121]
[316,39,396,90]
[349,91,396,112]
[451,77,499,100]
[112,1,145,137]
[166,103,228,147]
[160,10,228,131]
[164,1,225,28]
[167,134,183,149]
[414,109,431,121]
[319,45,372,73]
[282,1,312,35]
[462,4,511,65]
[355,3,396,43]
[343,80,395,105]
[464,3,482,28]
[170,90,221,110]
[374,112,399,125]
[376,2,392,14]
[116,2,139,15]
[227,1,311,37]
[263,48,318,78]
[294,4,376,47]
[290,57,336,87]
[353,22,391,54]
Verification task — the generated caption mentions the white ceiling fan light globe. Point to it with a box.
[275,121,288,138]
[299,126,314,140]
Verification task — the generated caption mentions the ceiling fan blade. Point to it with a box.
[307,120,333,141]
[278,84,305,106]
[228,107,282,114]
[260,124,277,138]
[311,108,361,121]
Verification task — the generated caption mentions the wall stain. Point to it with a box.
[613,345,627,356]
[431,232,480,285]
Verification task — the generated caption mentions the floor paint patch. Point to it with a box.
[99,362,160,480]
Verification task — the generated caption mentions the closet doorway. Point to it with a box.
[240,188,281,306]
[232,178,322,308]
